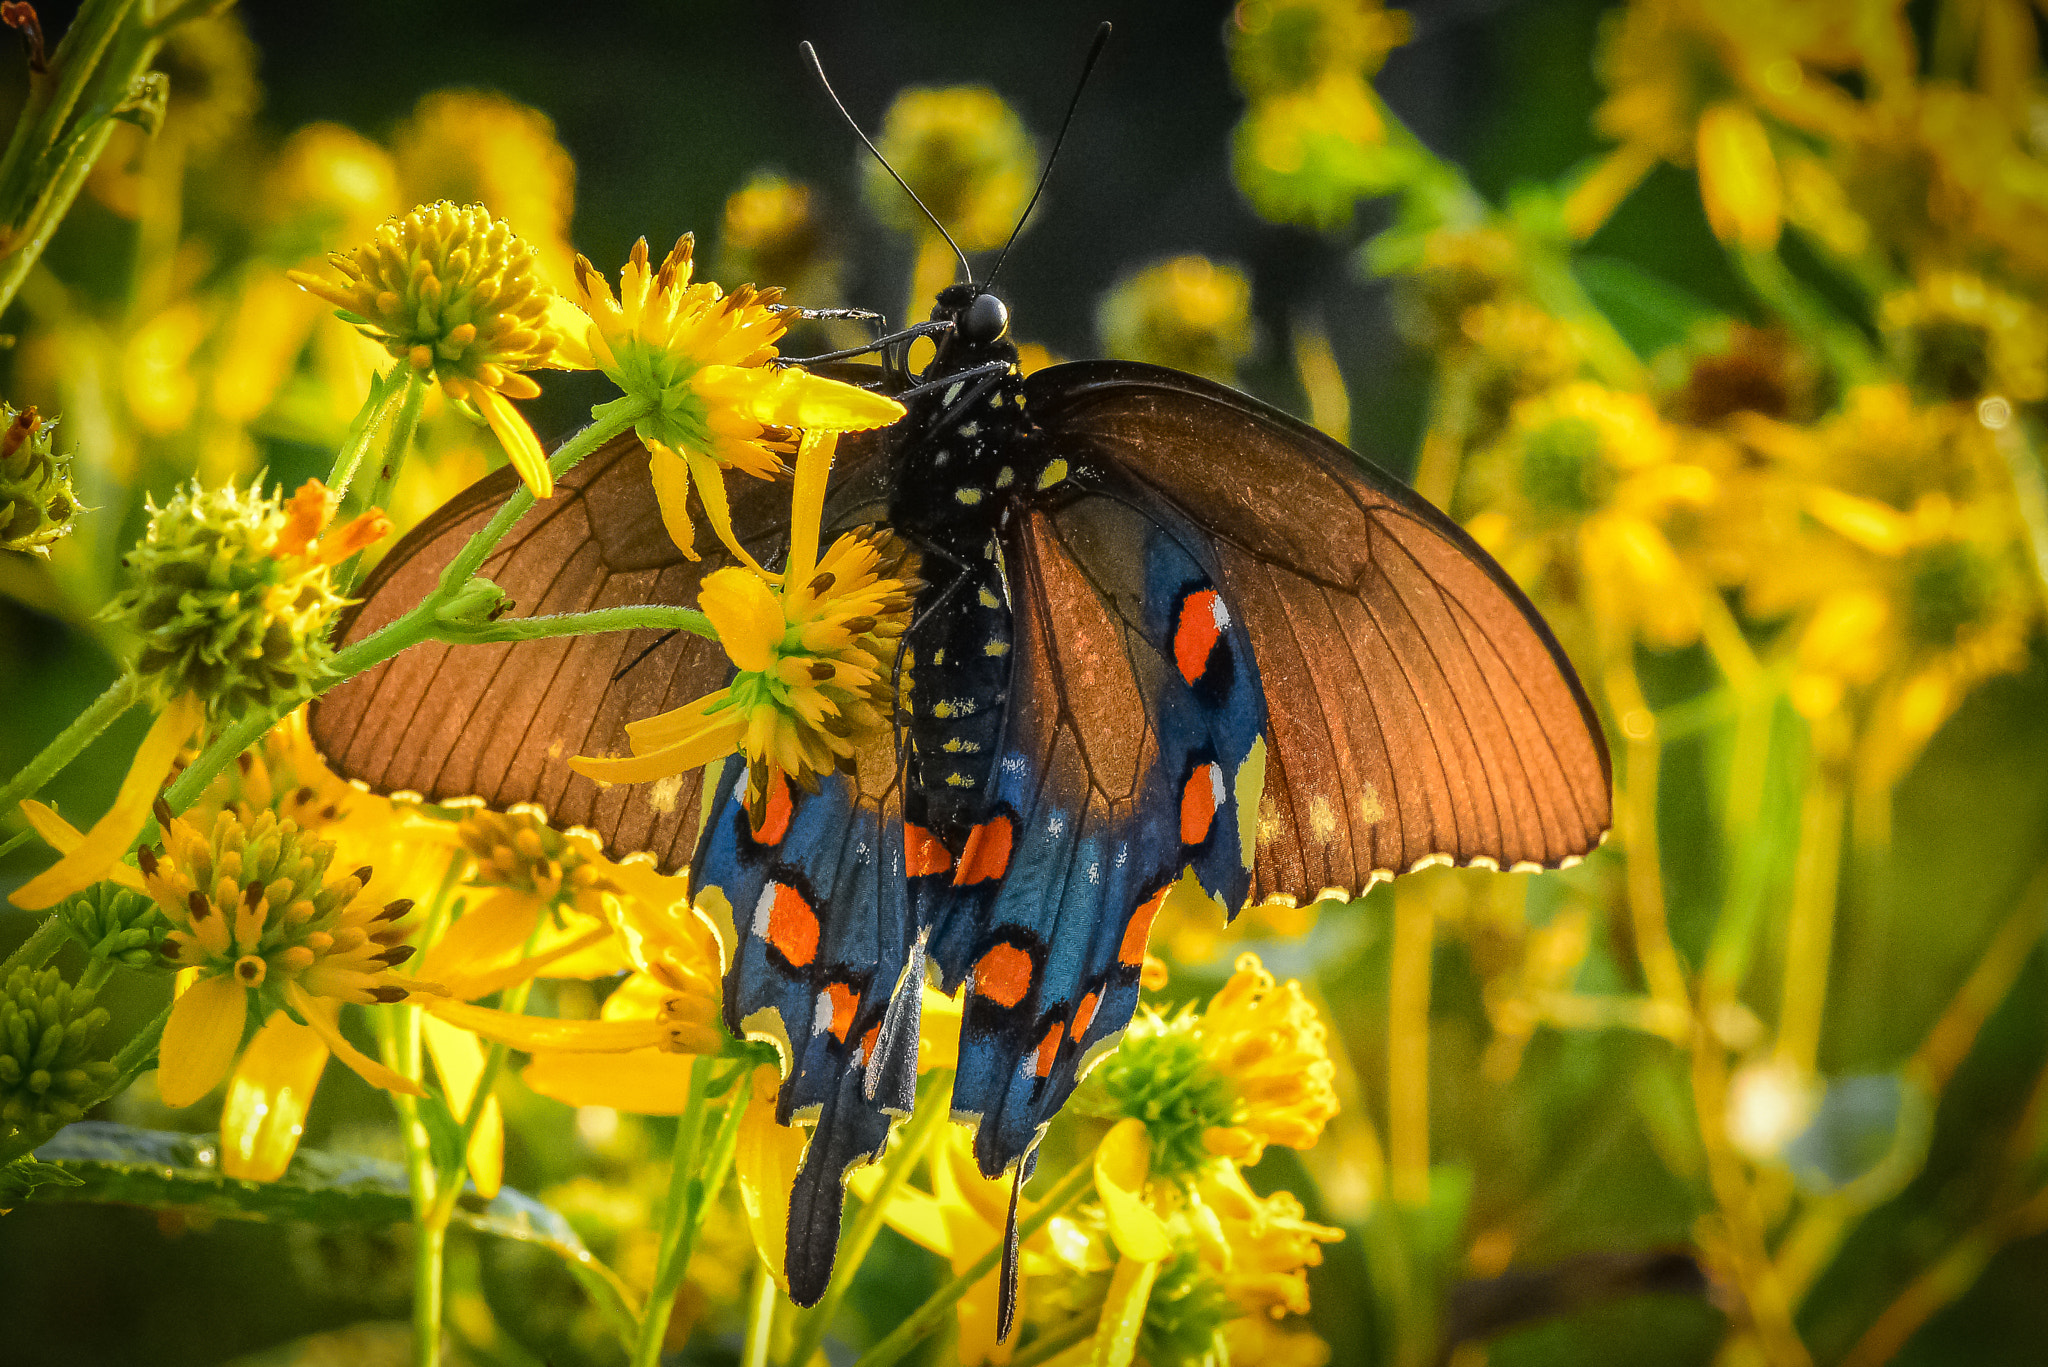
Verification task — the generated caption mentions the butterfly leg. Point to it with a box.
[778,319,950,367]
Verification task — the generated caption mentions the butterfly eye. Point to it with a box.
[960,291,1010,345]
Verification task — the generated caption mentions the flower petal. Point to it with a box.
[1093,1253,1164,1367]
[11,692,204,911]
[420,889,542,988]
[697,567,784,672]
[425,998,670,1052]
[475,386,553,500]
[570,712,746,786]
[785,430,837,586]
[14,802,147,892]
[736,1064,807,1289]
[423,1010,503,1197]
[1095,1118,1172,1262]
[692,364,905,432]
[285,980,426,1096]
[221,1009,329,1181]
[159,973,250,1108]
[646,443,701,561]
[523,1048,701,1112]
[685,447,776,577]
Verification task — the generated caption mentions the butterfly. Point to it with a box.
[310,39,1610,1334]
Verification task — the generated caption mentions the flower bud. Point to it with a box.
[0,967,118,1137]
[57,883,170,969]
[0,404,78,557]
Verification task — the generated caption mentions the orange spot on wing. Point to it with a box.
[1071,990,1099,1043]
[1034,1022,1062,1078]
[751,772,792,845]
[952,815,1014,886]
[973,942,1034,1008]
[765,883,819,967]
[857,1022,880,1066]
[904,822,954,877]
[1173,589,1225,685]
[1180,763,1221,845]
[1119,885,1172,968]
[825,981,859,1042]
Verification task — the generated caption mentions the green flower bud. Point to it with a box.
[102,478,364,718]
[0,968,118,1138]
[1091,1011,1239,1182]
[0,404,79,557]
[57,883,171,969]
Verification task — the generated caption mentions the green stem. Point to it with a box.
[0,913,67,976]
[75,958,112,993]
[742,1260,779,1367]
[0,829,34,860]
[632,1055,717,1367]
[0,0,136,229]
[377,997,445,1367]
[326,368,410,501]
[436,604,716,646]
[787,1071,953,1367]
[338,368,430,593]
[0,674,137,816]
[1009,1311,1101,1367]
[1734,246,1881,387]
[851,1154,1098,1367]
[155,400,651,824]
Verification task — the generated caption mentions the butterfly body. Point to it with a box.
[312,281,1611,1317]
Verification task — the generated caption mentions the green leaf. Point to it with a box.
[0,1153,83,1207]
[25,1122,638,1337]
[1573,255,1724,358]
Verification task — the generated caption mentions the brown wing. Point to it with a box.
[1027,360,1611,902]
[310,427,895,872]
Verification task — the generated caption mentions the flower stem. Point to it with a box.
[327,367,411,501]
[1388,879,1434,1208]
[433,603,716,646]
[376,996,446,1367]
[851,1152,1099,1367]
[0,913,67,976]
[634,1057,749,1360]
[0,673,137,816]
[786,1071,952,1367]
[742,1259,779,1367]
[156,400,653,825]
[338,368,430,594]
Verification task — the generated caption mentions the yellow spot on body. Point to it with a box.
[934,648,946,665]
[1234,737,1267,870]
[956,487,984,505]
[1037,459,1069,490]
[996,466,1015,488]
[547,739,564,760]
[979,587,1001,608]
[942,738,982,753]
[946,772,974,787]
[985,640,1010,657]
[648,773,684,814]
[1357,781,1384,825]
[933,701,954,719]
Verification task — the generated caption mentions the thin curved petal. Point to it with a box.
[698,568,783,670]
[159,973,249,1108]
[420,889,542,988]
[11,693,204,911]
[423,1010,503,1196]
[522,1048,700,1112]
[693,363,905,432]
[221,1010,330,1181]
[1095,1119,1172,1262]
[785,430,837,586]
[646,443,700,561]
[570,713,744,786]
[285,980,425,1096]
[475,386,553,500]
[426,998,669,1052]
[735,1064,806,1288]
[14,802,146,892]
[685,447,775,577]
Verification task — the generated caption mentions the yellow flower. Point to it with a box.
[1093,953,1339,1180]
[263,123,401,253]
[10,693,205,911]
[559,235,904,565]
[289,203,575,499]
[1880,269,2048,404]
[720,173,838,306]
[1467,382,1714,649]
[1696,102,1782,250]
[1228,0,1410,100]
[140,805,433,1108]
[393,90,579,293]
[865,88,1037,252]
[572,432,916,822]
[1098,256,1256,385]
[517,860,730,1112]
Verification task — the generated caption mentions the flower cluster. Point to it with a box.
[0,967,118,1139]
[0,403,77,556]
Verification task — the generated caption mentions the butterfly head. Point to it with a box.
[931,284,1014,369]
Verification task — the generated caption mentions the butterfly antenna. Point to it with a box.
[801,40,974,286]
[984,21,1112,294]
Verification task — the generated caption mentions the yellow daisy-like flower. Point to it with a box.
[572,432,917,822]
[392,90,579,293]
[1879,269,2048,405]
[1467,382,1715,649]
[1093,953,1339,1181]
[289,202,575,500]
[559,235,904,566]
[139,805,434,1108]
[1098,255,1256,385]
